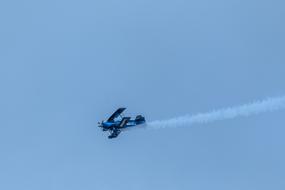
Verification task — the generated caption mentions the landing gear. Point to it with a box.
[108,129,121,139]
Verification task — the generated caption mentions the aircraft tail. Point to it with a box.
[135,115,146,123]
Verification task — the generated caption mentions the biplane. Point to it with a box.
[98,108,146,139]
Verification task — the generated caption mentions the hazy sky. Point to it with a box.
[0,0,285,189]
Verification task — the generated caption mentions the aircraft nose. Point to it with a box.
[98,120,105,127]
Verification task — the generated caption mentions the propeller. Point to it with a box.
[98,120,104,127]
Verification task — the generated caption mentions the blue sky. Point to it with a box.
[0,0,285,189]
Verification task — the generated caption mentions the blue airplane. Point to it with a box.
[98,108,146,139]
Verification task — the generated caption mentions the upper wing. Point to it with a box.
[107,108,126,122]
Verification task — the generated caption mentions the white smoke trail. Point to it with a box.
[148,96,285,129]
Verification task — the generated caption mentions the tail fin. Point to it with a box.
[135,115,145,123]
